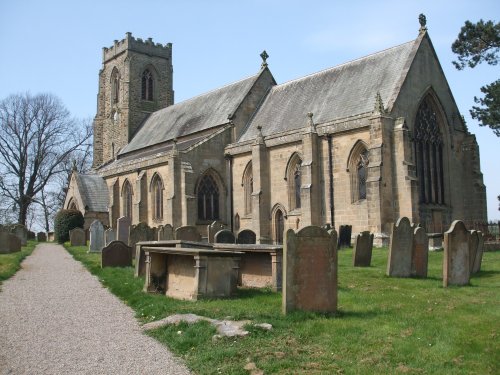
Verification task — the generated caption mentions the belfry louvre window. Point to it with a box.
[414,97,444,205]
[197,174,220,220]
[141,69,154,101]
[112,71,120,104]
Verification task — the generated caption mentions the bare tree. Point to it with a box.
[0,93,92,226]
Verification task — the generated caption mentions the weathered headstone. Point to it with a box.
[443,220,470,287]
[27,231,36,240]
[101,241,132,268]
[214,229,236,244]
[387,217,413,277]
[207,221,226,243]
[89,220,105,253]
[338,225,352,249]
[468,230,480,275]
[471,231,484,274]
[0,232,21,253]
[157,224,173,241]
[69,227,86,246]
[175,225,201,242]
[237,229,256,244]
[10,224,27,246]
[283,226,337,314]
[47,232,55,242]
[105,228,116,245]
[129,222,155,253]
[117,216,131,244]
[37,232,47,242]
[411,226,429,277]
[352,231,374,267]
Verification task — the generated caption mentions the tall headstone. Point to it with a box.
[338,225,352,249]
[10,224,27,246]
[283,226,337,314]
[69,228,86,246]
[37,232,47,242]
[129,222,154,252]
[468,230,479,275]
[157,224,173,240]
[175,226,201,242]
[352,231,374,267]
[101,241,132,268]
[214,229,236,244]
[105,228,116,245]
[443,220,470,287]
[89,220,105,253]
[387,217,413,277]
[117,216,131,244]
[471,231,485,274]
[0,232,21,253]
[411,227,429,277]
[237,229,256,244]
[207,221,226,243]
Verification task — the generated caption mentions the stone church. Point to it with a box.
[64,17,487,245]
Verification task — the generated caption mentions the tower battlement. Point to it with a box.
[102,32,172,63]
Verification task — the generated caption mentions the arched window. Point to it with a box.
[112,73,120,104]
[286,153,302,210]
[197,173,220,221]
[122,180,133,219]
[348,141,369,203]
[243,162,253,215]
[151,174,164,221]
[141,69,154,101]
[272,206,286,245]
[414,95,445,205]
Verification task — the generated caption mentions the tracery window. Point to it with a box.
[286,154,302,210]
[151,174,164,220]
[348,142,369,203]
[243,162,253,215]
[141,69,154,101]
[414,96,444,205]
[122,180,133,219]
[197,174,220,221]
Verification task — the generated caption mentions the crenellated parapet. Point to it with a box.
[102,32,172,63]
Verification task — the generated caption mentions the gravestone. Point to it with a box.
[443,220,470,287]
[237,229,256,244]
[0,232,21,253]
[175,225,201,242]
[37,232,47,242]
[69,228,86,246]
[105,228,116,245]
[10,224,27,246]
[116,216,131,244]
[27,231,36,240]
[207,221,226,243]
[352,231,374,267]
[471,231,484,274]
[157,224,173,241]
[101,241,132,268]
[411,227,429,277]
[338,225,352,249]
[129,223,155,253]
[283,226,337,314]
[47,232,55,242]
[386,217,413,277]
[468,230,480,275]
[214,229,236,244]
[89,220,105,253]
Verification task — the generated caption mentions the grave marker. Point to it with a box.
[443,220,470,287]
[101,241,133,268]
[352,231,373,267]
[387,217,413,277]
[69,228,86,246]
[89,220,105,252]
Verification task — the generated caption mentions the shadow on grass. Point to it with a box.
[473,269,500,278]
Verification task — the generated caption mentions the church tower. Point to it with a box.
[93,33,174,167]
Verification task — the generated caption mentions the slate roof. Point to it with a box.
[120,72,264,155]
[239,39,417,142]
[75,173,109,212]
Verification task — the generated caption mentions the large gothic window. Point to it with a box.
[141,69,154,101]
[197,173,220,221]
[286,154,302,210]
[151,174,164,221]
[348,142,369,203]
[243,162,253,215]
[414,96,444,205]
[122,180,133,219]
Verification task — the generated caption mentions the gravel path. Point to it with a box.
[0,243,191,375]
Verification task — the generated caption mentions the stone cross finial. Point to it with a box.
[260,50,269,68]
[374,92,386,114]
[419,14,427,33]
[72,159,77,172]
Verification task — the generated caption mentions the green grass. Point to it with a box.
[65,244,500,375]
[0,240,38,285]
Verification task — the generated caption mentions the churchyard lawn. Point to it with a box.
[0,240,37,286]
[65,244,499,374]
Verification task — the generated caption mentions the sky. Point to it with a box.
[0,0,499,220]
